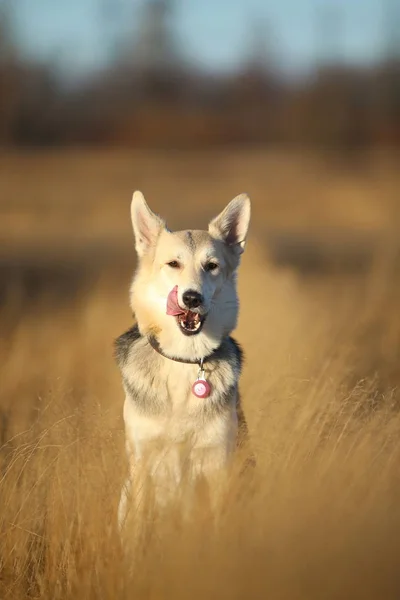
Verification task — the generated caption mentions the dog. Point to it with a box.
[114,191,252,528]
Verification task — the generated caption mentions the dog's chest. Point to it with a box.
[161,360,204,412]
[124,357,237,449]
[118,332,241,451]
[123,347,236,417]
[119,333,240,425]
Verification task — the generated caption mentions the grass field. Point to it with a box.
[1,148,400,599]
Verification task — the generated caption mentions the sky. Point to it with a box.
[8,0,391,79]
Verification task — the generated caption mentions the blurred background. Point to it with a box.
[1,0,399,149]
[2,3,400,596]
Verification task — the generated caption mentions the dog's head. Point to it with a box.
[129,191,251,360]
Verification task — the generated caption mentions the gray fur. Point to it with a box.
[185,230,196,252]
[114,324,141,366]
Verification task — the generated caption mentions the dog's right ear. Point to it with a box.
[130,191,165,257]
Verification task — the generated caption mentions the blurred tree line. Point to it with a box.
[0,0,399,149]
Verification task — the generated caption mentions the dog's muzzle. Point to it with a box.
[166,286,207,336]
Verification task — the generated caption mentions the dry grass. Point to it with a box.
[1,149,400,599]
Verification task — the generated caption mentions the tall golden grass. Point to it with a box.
[1,149,400,599]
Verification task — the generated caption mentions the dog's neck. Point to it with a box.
[147,333,219,365]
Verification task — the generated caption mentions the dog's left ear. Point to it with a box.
[208,194,251,253]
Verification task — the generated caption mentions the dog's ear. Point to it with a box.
[208,194,251,253]
[131,191,165,257]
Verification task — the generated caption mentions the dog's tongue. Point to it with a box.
[166,285,185,316]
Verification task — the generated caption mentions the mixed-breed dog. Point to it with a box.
[114,191,252,531]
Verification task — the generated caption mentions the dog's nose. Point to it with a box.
[182,290,204,309]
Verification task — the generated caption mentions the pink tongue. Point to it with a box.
[166,285,185,316]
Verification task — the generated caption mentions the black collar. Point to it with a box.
[147,334,218,365]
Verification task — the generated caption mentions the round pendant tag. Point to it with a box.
[192,378,211,398]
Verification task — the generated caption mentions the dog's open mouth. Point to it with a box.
[176,311,205,336]
[167,286,206,336]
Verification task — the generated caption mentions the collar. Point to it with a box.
[147,334,218,365]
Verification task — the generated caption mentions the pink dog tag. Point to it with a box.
[192,363,211,398]
[192,377,211,398]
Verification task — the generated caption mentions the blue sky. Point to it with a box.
[10,0,387,78]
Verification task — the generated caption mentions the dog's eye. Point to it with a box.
[167,260,180,269]
[205,262,218,272]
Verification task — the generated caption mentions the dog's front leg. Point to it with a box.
[120,435,183,528]
[118,435,140,530]
[189,445,230,513]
